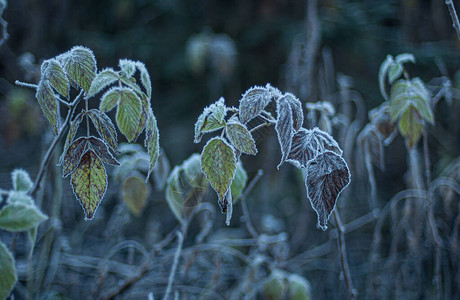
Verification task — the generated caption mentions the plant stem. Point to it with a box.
[239,169,263,239]
[423,129,443,300]
[15,80,38,89]
[163,231,184,300]
[85,98,90,136]
[28,90,84,196]
[446,0,460,41]
[333,209,357,300]
[249,122,271,134]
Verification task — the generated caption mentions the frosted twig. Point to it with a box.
[446,0,460,41]
[239,169,263,238]
[163,231,184,300]
[15,80,38,89]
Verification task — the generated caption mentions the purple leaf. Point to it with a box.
[281,93,304,131]
[305,151,351,230]
[62,137,88,178]
[275,99,294,169]
[88,136,120,166]
[238,86,272,124]
[286,128,318,169]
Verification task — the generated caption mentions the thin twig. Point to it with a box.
[28,90,84,196]
[163,231,184,300]
[333,209,357,300]
[423,130,443,300]
[249,122,272,133]
[239,169,263,239]
[15,80,39,89]
[446,0,460,41]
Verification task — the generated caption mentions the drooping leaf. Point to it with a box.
[87,68,119,98]
[70,149,108,220]
[194,98,227,143]
[87,109,119,154]
[238,86,272,123]
[378,55,393,100]
[305,151,351,230]
[358,124,385,171]
[135,61,152,99]
[119,59,136,78]
[275,99,294,169]
[11,169,33,192]
[115,88,142,142]
[119,75,144,95]
[59,112,84,165]
[231,161,247,202]
[36,80,59,134]
[398,105,423,150]
[226,119,257,155]
[201,137,237,203]
[183,153,206,188]
[0,241,17,300]
[133,93,150,141]
[312,128,343,156]
[388,62,402,85]
[282,93,304,131]
[0,203,48,232]
[410,78,434,124]
[88,136,119,165]
[60,46,97,92]
[152,149,170,190]
[42,59,70,98]
[62,137,88,178]
[122,175,149,216]
[145,111,160,181]
[165,166,185,224]
[7,191,34,206]
[100,87,121,113]
[369,104,397,144]
[395,53,415,65]
[287,128,319,169]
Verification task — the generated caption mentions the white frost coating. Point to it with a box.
[87,68,118,98]
[225,192,233,226]
[275,98,294,169]
[11,169,33,193]
[119,59,137,78]
[238,85,273,124]
[135,61,152,99]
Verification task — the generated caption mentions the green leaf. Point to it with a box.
[201,137,237,202]
[87,68,119,98]
[133,93,150,141]
[398,106,423,150]
[62,137,88,178]
[115,88,142,142]
[287,274,312,300]
[119,59,136,78]
[0,203,48,232]
[122,175,149,216]
[231,161,247,202]
[42,59,70,98]
[100,87,122,113]
[194,98,227,143]
[87,109,119,154]
[36,80,59,134]
[395,53,415,65]
[70,149,108,220]
[165,166,185,224]
[135,61,152,99]
[388,62,402,84]
[378,55,393,100]
[59,112,84,165]
[119,76,144,95]
[7,191,34,206]
[264,270,287,300]
[238,85,273,123]
[411,78,434,124]
[60,46,97,92]
[11,169,33,192]
[0,241,17,300]
[225,119,257,155]
[183,153,207,188]
[144,111,160,181]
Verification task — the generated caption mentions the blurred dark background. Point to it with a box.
[1,0,460,299]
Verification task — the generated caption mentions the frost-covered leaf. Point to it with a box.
[88,136,119,165]
[312,128,343,155]
[395,53,415,65]
[42,59,70,98]
[115,88,142,142]
[100,87,121,113]
[166,166,185,224]
[388,62,402,85]
[305,151,350,230]
[122,175,149,216]
[145,111,160,181]
[59,112,83,165]
[231,161,247,202]
[135,61,152,99]
[11,169,33,192]
[0,241,17,300]
[369,104,397,143]
[275,99,294,169]
[379,55,393,100]
[183,153,206,188]
[36,80,59,134]
[70,149,108,220]
[282,93,304,131]
[87,68,119,98]
[398,106,423,150]
[62,137,88,178]
[133,93,150,141]
[389,78,434,125]
[87,109,119,154]
[60,46,97,92]
[119,76,143,95]
[201,137,236,203]
[287,128,318,169]
[358,124,384,171]
[7,191,34,206]
[0,203,48,232]
[119,59,136,78]
[238,86,272,123]
[194,98,227,143]
[226,119,257,155]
